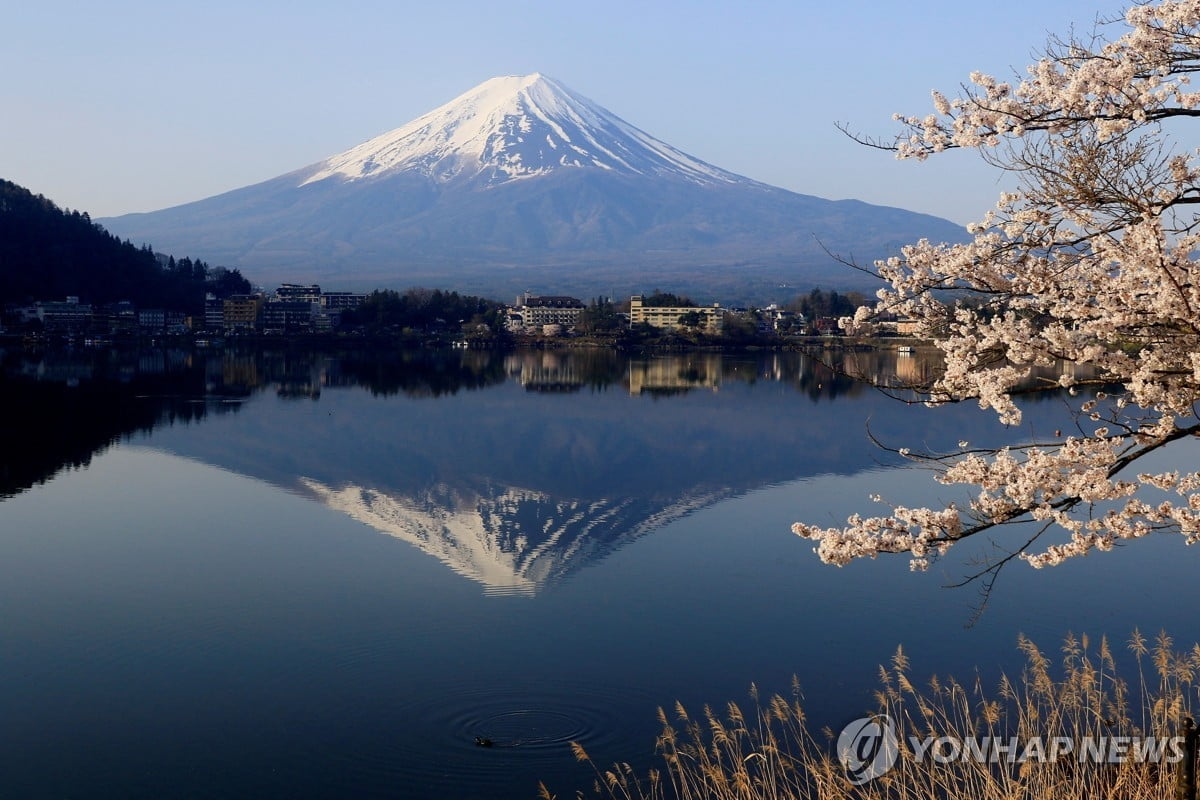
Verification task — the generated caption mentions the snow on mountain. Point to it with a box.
[98,73,967,294]
[299,477,734,596]
[299,73,742,188]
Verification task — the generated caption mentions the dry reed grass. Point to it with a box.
[541,631,1200,800]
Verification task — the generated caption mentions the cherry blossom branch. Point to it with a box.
[798,1,1200,578]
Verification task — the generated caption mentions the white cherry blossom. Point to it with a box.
[798,0,1200,574]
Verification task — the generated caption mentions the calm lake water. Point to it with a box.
[1,346,1196,799]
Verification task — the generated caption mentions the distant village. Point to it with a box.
[0,284,919,343]
[1,285,366,340]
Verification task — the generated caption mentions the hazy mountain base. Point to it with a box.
[100,169,962,303]
[316,263,863,308]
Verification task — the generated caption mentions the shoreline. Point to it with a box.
[0,330,937,355]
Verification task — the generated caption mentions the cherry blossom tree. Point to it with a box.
[794,0,1200,578]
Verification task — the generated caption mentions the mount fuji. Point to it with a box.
[100,74,963,296]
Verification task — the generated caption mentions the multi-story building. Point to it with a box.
[313,310,341,331]
[36,297,93,332]
[137,309,166,331]
[629,295,723,333]
[204,294,225,331]
[223,294,264,331]
[511,294,585,330]
[319,292,366,311]
[165,311,188,333]
[262,300,314,333]
[94,301,138,335]
[275,284,322,304]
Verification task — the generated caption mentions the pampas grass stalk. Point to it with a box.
[546,631,1199,800]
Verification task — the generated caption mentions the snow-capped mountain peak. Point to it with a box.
[300,73,743,188]
[98,72,967,289]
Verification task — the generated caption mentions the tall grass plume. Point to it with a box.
[542,631,1200,799]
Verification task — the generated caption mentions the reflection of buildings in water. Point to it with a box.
[833,349,939,390]
[626,355,722,395]
[508,351,586,392]
[759,354,791,383]
[893,350,937,386]
[1048,360,1096,384]
[835,351,886,384]
[222,354,261,392]
[137,352,165,375]
[19,359,95,383]
[13,349,192,385]
[276,382,321,399]
[271,358,324,399]
[206,353,348,397]
[299,478,733,596]
[317,359,351,389]
[836,348,1095,393]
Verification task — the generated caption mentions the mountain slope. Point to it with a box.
[0,178,248,310]
[100,74,964,295]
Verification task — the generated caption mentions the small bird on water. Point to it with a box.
[474,736,493,747]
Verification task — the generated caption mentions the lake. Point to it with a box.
[1,345,1196,799]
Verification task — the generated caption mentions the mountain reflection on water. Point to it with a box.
[0,345,1069,595]
[4,347,1094,597]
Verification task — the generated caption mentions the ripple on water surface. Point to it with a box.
[372,677,664,797]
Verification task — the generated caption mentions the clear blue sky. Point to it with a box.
[2,0,1130,224]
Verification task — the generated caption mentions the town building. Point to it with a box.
[204,295,225,331]
[262,300,315,334]
[313,310,341,331]
[504,311,526,333]
[510,294,585,330]
[629,295,723,333]
[264,286,363,332]
[275,284,322,304]
[91,301,137,335]
[36,297,93,332]
[223,295,264,331]
[762,305,804,334]
[319,292,366,311]
[137,309,166,331]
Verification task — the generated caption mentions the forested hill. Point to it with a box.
[0,179,249,313]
